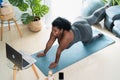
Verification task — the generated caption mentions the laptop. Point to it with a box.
[6,43,36,70]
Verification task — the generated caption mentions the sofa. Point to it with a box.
[82,5,120,38]
[104,5,120,38]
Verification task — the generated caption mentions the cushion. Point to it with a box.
[112,20,120,38]
[114,19,120,26]
[105,5,120,20]
[81,0,105,17]
[104,5,120,31]
[104,15,114,31]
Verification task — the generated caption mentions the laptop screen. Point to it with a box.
[6,43,22,69]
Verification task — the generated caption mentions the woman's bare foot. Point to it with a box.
[37,52,46,57]
[49,62,58,69]
[94,33,103,39]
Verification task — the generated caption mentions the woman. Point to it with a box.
[37,17,103,69]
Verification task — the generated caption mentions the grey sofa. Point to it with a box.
[104,5,120,38]
[80,2,120,38]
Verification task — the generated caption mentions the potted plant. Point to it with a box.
[8,0,49,32]
[102,0,120,6]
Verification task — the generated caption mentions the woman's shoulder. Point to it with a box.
[63,30,74,40]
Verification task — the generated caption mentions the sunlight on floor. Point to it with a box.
[44,0,83,28]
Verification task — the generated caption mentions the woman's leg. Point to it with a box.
[82,33,103,44]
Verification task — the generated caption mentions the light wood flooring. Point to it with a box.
[0,22,120,80]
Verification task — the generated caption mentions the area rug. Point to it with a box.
[32,28,115,76]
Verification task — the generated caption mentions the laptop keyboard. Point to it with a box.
[23,59,29,67]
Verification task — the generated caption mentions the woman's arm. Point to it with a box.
[44,32,56,54]
[49,32,73,69]
[55,34,71,63]
[37,32,56,57]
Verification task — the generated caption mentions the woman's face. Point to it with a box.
[52,26,63,37]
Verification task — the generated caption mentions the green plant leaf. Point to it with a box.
[8,0,21,6]
[8,0,49,24]
[33,4,49,18]
[102,0,120,6]
[17,3,29,11]
[21,13,34,24]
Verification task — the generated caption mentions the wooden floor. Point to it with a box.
[0,22,120,80]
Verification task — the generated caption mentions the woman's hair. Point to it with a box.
[52,17,71,31]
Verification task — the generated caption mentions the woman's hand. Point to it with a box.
[49,62,58,69]
[37,52,46,57]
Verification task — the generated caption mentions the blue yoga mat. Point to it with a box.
[32,28,115,76]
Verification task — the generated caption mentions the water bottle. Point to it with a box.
[48,70,54,80]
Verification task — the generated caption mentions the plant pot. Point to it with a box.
[28,20,42,32]
[0,5,14,20]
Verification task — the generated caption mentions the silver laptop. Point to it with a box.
[6,43,36,70]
